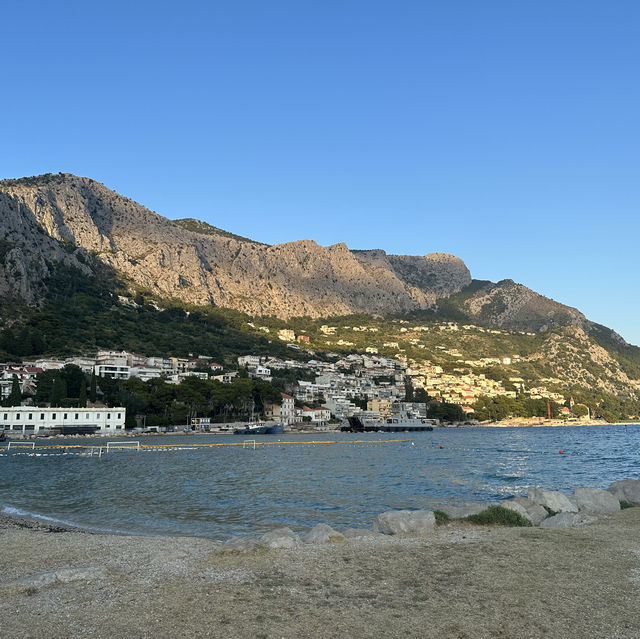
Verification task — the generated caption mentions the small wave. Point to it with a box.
[1,504,137,536]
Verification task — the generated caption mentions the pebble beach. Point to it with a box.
[1,504,639,639]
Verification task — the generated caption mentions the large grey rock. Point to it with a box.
[222,537,258,553]
[500,497,549,525]
[573,487,620,513]
[528,487,578,513]
[343,528,386,539]
[301,523,345,544]
[539,512,580,528]
[607,478,640,505]
[259,527,300,549]
[439,503,488,519]
[372,510,435,535]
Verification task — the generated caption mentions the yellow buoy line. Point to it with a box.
[0,438,412,457]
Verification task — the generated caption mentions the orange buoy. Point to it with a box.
[129,456,134,460]
[559,450,564,454]
[439,445,443,449]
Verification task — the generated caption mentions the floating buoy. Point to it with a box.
[439,445,444,449]
[129,456,134,460]
[559,450,564,454]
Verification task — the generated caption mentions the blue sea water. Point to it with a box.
[1,426,638,539]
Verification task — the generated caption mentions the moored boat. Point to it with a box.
[265,423,284,435]
[233,421,285,435]
[234,424,269,435]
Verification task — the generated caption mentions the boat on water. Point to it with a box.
[233,422,285,435]
[265,423,284,435]
[341,416,435,433]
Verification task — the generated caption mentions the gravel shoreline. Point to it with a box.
[1,508,639,638]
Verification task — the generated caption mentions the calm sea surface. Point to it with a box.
[1,426,639,539]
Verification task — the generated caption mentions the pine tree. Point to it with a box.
[50,377,65,407]
[78,383,87,408]
[9,374,21,406]
[89,371,97,403]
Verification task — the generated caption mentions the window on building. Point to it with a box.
[85,413,89,419]
[12,425,22,430]
[40,413,45,420]
[28,413,33,420]
[64,413,67,419]
[15,413,20,420]
[2,414,6,421]
[25,425,34,431]
[75,413,79,419]
[117,413,121,419]
[107,413,111,419]
[52,413,56,419]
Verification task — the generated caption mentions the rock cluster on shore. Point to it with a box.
[211,478,640,552]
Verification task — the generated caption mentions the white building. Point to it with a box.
[280,393,297,425]
[129,367,163,381]
[95,364,130,379]
[249,365,272,381]
[238,355,261,368]
[0,406,126,435]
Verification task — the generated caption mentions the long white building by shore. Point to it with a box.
[1,406,126,435]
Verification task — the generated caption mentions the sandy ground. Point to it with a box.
[1,509,639,639]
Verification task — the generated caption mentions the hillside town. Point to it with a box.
[0,318,579,431]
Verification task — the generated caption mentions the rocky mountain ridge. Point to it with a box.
[0,173,620,341]
[0,173,471,318]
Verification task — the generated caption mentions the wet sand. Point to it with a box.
[1,508,639,638]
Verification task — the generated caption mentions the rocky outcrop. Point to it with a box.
[456,279,593,334]
[259,527,300,549]
[301,523,345,544]
[372,509,435,535]
[0,174,471,318]
[607,478,640,505]
[572,487,620,514]
[501,497,549,525]
[528,487,578,513]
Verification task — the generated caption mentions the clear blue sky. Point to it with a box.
[2,1,639,344]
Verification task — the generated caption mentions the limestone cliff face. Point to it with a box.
[0,173,471,318]
[456,279,593,334]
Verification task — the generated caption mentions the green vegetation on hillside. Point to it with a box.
[172,218,267,246]
[0,172,70,187]
[0,262,307,365]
